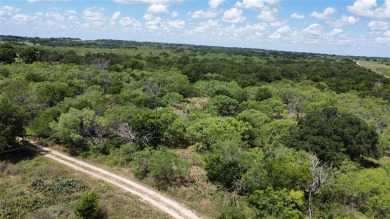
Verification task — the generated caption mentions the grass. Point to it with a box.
[357,60,390,78]
[28,139,240,218]
[0,148,169,219]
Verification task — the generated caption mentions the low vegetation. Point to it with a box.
[1,35,389,218]
[357,59,390,78]
[0,150,169,219]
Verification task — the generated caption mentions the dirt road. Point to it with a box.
[29,141,201,219]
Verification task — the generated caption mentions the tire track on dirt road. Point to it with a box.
[29,141,201,219]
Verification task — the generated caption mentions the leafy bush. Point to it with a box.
[249,187,305,219]
[149,148,189,189]
[205,95,241,117]
[74,192,104,219]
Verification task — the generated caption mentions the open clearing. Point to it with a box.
[357,60,390,78]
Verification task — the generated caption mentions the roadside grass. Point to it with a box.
[0,148,169,219]
[33,139,235,218]
[357,60,390,78]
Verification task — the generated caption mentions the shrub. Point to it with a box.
[74,192,104,219]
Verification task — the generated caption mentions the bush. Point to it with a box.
[149,148,189,189]
[74,192,104,219]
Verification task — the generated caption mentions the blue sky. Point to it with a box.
[0,0,389,57]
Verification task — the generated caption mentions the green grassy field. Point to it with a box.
[0,149,169,219]
[357,60,390,78]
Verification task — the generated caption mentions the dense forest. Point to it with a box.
[1,35,389,218]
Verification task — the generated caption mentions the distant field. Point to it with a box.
[357,60,390,78]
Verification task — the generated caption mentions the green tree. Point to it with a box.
[249,187,305,219]
[29,107,62,137]
[35,81,74,107]
[255,87,272,101]
[291,107,379,165]
[205,95,240,117]
[205,152,241,188]
[0,97,27,150]
[131,108,178,146]
[162,92,184,106]
[74,192,103,219]
[237,110,271,128]
[149,148,189,188]
[50,108,97,148]
[186,117,251,149]
[0,43,17,64]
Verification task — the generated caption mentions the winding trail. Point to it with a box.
[29,141,201,219]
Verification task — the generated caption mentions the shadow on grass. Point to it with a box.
[0,142,45,163]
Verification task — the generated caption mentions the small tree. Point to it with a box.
[74,192,103,219]
[149,148,189,189]
[205,95,240,117]
[0,97,27,150]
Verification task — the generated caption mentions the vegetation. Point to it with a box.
[74,192,104,219]
[357,59,390,78]
[1,35,389,218]
[0,153,169,218]
[0,97,27,150]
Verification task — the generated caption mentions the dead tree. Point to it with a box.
[91,58,110,70]
[308,152,333,219]
[114,123,136,142]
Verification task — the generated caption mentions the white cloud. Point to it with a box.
[167,19,185,28]
[348,0,390,18]
[109,11,121,27]
[144,13,154,20]
[291,12,304,19]
[28,0,69,2]
[330,28,343,36]
[119,16,141,28]
[189,10,218,19]
[209,0,225,9]
[111,11,121,20]
[145,16,162,30]
[193,19,219,32]
[63,10,79,26]
[12,13,40,24]
[114,0,182,4]
[310,7,335,20]
[268,32,281,40]
[171,11,178,17]
[222,8,246,23]
[46,12,65,21]
[368,20,388,31]
[235,0,280,10]
[258,8,278,21]
[375,30,390,43]
[276,25,291,34]
[82,7,106,28]
[0,6,21,17]
[269,20,286,27]
[303,23,324,36]
[330,15,358,27]
[147,4,168,14]
[268,24,291,40]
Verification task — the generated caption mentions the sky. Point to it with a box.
[0,0,389,57]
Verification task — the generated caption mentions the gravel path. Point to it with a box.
[29,141,201,219]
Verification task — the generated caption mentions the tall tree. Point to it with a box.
[291,107,379,165]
